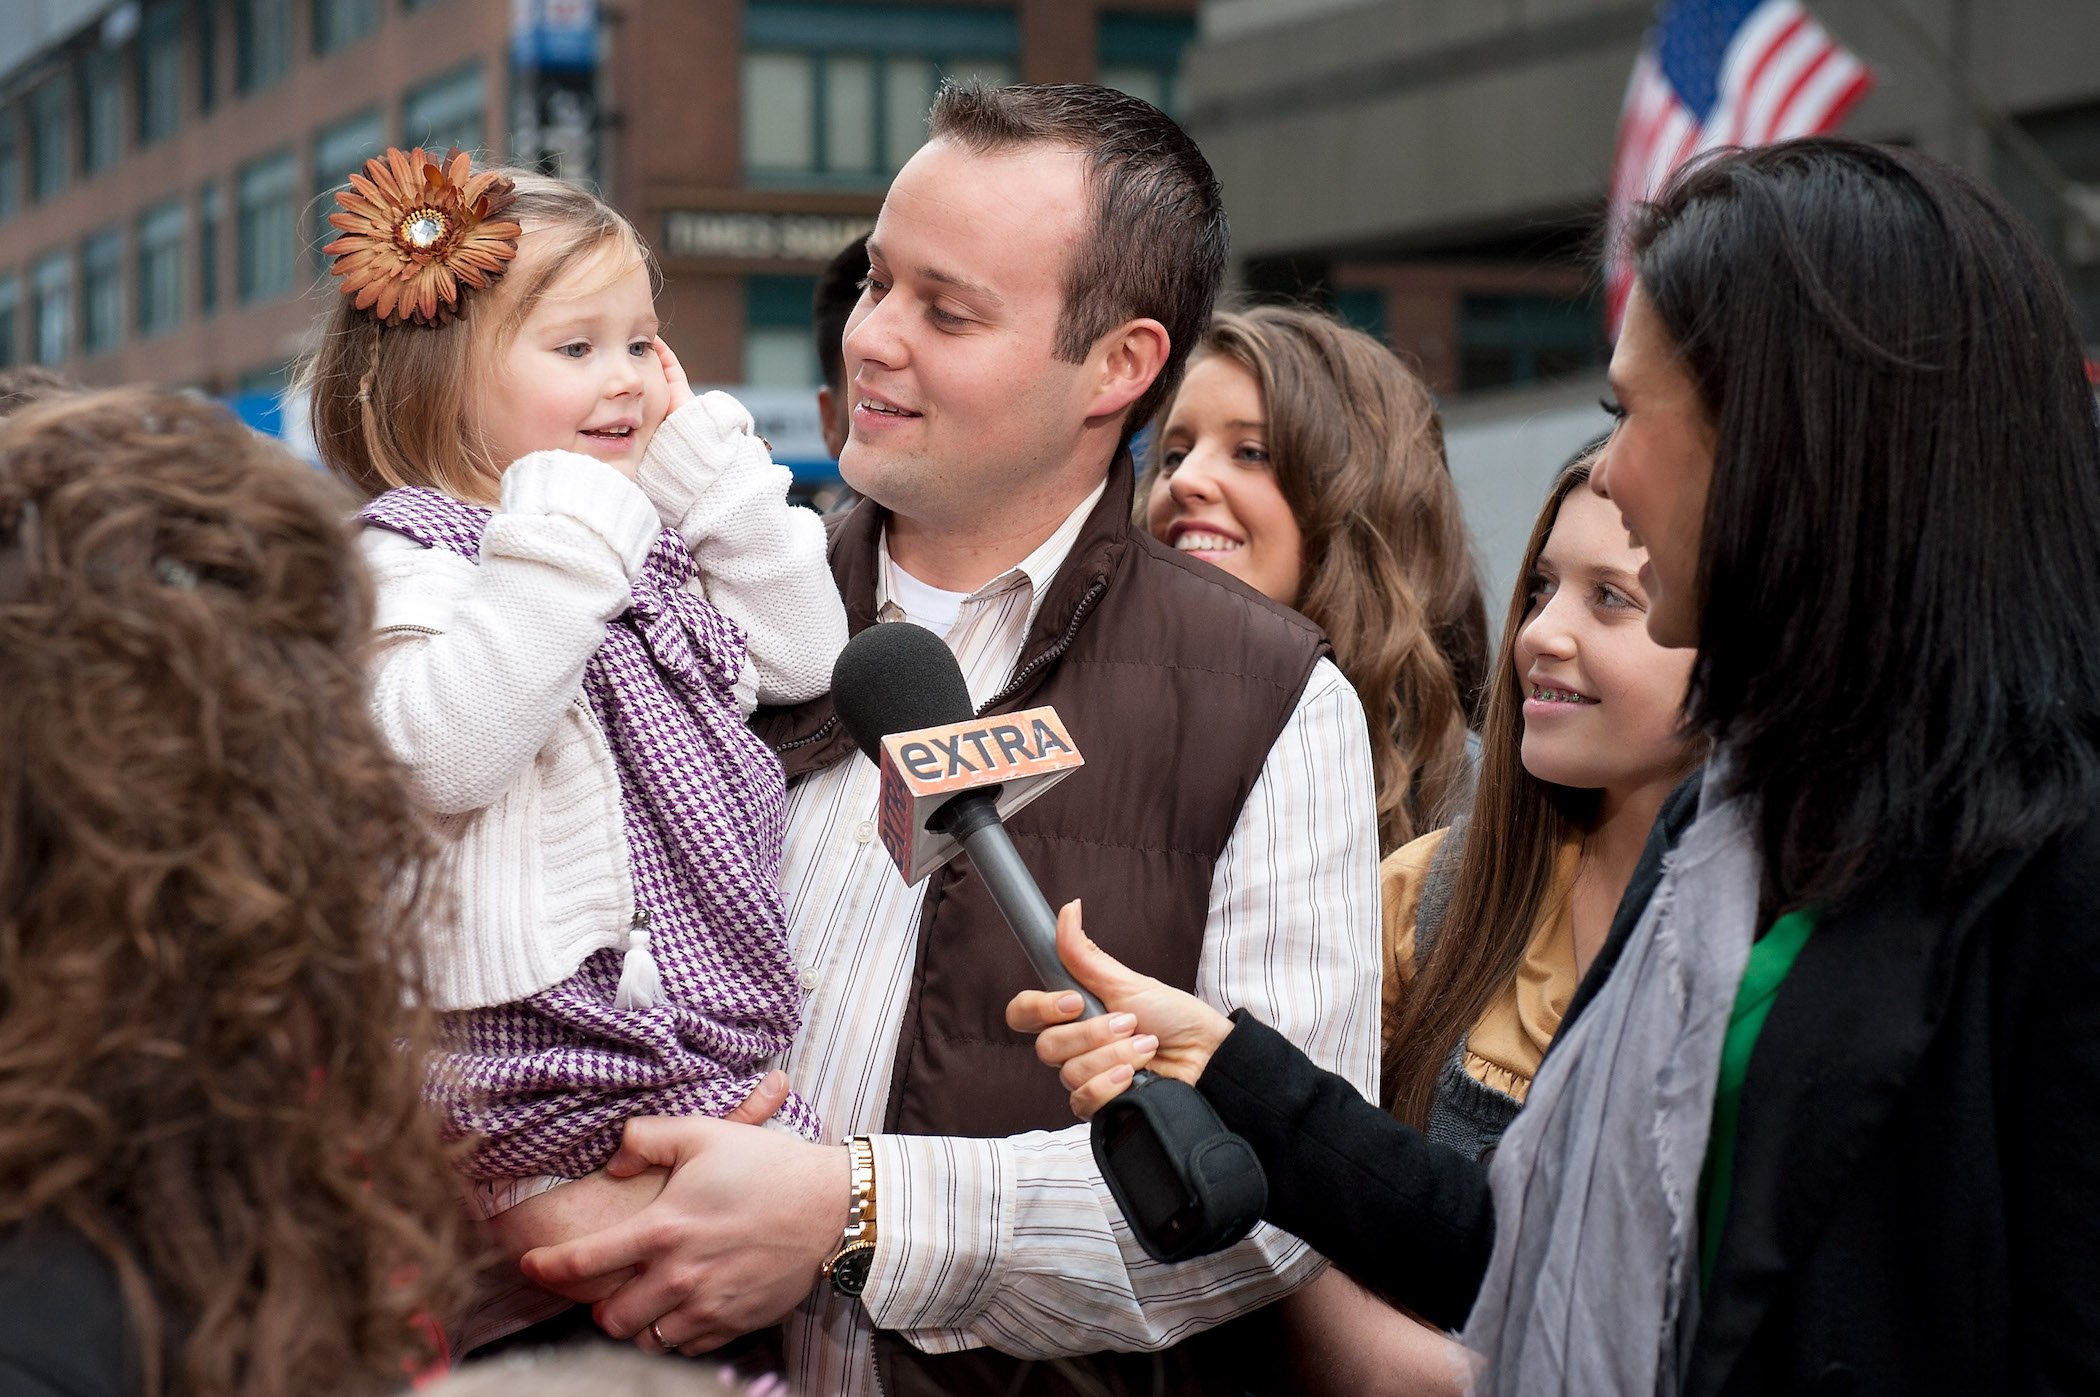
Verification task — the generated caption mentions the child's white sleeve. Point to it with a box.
[636,391,847,713]
[365,452,660,814]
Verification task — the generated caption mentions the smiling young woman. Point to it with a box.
[1142,305,1489,853]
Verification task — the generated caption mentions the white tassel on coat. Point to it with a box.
[613,911,665,1010]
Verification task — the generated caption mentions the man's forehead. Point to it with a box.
[870,140,1087,293]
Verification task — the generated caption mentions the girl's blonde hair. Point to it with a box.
[296,170,650,500]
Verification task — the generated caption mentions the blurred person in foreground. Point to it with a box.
[0,365,83,417]
[1011,136,2100,1396]
[0,390,470,1397]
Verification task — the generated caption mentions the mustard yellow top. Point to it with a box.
[1380,826,1584,1103]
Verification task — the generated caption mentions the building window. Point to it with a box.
[34,251,71,366]
[0,275,20,367]
[744,274,820,387]
[31,81,70,200]
[82,51,125,175]
[82,227,124,355]
[0,113,20,223]
[236,149,298,304]
[197,0,218,113]
[314,0,381,56]
[312,108,384,269]
[742,3,1017,182]
[404,62,486,156]
[138,1,184,145]
[198,181,222,316]
[138,198,185,337]
[237,0,291,93]
[1097,13,1196,115]
[1457,293,1603,392]
[1331,286,1387,343]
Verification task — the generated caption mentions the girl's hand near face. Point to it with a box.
[651,335,696,420]
[1005,901,1237,1120]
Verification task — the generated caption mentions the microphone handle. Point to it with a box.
[952,811,1110,1021]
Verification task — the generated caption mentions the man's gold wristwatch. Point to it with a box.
[823,1134,879,1298]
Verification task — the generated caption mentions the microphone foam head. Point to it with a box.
[830,622,976,765]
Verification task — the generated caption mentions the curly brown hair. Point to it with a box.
[0,390,470,1396]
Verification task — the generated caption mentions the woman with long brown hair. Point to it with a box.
[0,390,469,1396]
[1144,304,1488,852]
[1265,443,1700,1393]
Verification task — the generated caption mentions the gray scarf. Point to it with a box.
[1460,767,1759,1396]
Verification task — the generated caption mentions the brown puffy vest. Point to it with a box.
[751,458,1328,1395]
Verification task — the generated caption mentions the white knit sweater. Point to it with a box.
[363,390,846,1011]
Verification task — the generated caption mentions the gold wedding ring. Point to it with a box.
[650,1320,677,1353]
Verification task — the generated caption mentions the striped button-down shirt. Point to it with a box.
[773,482,1381,1394]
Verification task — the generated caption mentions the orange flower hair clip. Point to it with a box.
[323,147,522,328]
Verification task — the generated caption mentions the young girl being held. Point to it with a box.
[296,149,846,1324]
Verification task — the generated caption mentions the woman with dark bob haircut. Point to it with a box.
[1008,136,2100,1396]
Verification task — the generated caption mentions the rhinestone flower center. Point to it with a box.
[399,210,449,251]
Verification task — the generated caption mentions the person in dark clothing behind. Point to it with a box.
[0,390,470,1397]
[812,235,870,463]
[1009,136,2100,1397]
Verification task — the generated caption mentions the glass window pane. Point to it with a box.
[82,228,123,354]
[237,0,290,92]
[744,325,818,389]
[882,56,936,173]
[403,62,486,157]
[138,198,185,336]
[199,182,222,316]
[32,82,69,199]
[1096,64,1162,111]
[197,0,216,113]
[0,116,20,222]
[314,0,381,56]
[237,149,297,303]
[83,54,124,173]
[140,3,184,144]
[312,109,383,270]
[743,52,814,172]
[34,252,71,366]
[823,55,875,174]
[0,275,19,368]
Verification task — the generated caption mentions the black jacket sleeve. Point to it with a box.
[1196,1010,1495,1331]
[0,1222,134,1397]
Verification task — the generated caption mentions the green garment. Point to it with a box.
[1699,906,1819,1288]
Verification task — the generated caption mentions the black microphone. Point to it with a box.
[831,622,1266,1263]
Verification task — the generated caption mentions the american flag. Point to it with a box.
[1606,0,1874,330]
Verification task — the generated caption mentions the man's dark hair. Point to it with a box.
[813,236,870,397]
[927,81,1229,440]
[1630,136,2100,911]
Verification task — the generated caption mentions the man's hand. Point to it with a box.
[487,1072,795,1307]
[1005,901,1235,1118]
[517,1108,851,1356]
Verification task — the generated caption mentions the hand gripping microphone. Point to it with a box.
[831,622,1266,1264]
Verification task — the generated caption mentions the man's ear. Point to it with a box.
[1086,319,1171,423]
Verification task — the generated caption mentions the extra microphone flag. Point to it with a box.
[876,708,1085,883]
